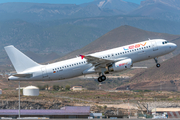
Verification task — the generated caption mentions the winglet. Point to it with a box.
[80,55,85,59]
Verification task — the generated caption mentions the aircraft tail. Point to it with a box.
[4,45,40,73]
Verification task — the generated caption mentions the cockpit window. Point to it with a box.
[163,41,169,44]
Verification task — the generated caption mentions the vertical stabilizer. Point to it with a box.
[4,45,40,73]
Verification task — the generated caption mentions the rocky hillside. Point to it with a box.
[81,0,139,12]
[130,0,180,21]
[0,2,132,22]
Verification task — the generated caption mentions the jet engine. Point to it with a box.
[108,59,132,72]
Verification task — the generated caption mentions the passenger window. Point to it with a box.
[77,63,78,65]
[67,65,69,67]
[130,50,131,52]
[123,52,124,54]
[125,51,127,53]
[53,69,54,71]
[55,68,57,70]
[139,48,141,50]
[127,51,129,53]
[79,62,81,64]
[69,65,71,67]
[132,50,134,52]
[134,49,136,51]
[146,46,148,48]
[108,55,110,57]
[74,64,76,66]
[137,49,138,50]
[82,62,83,64]
[120,53,122,54]
[65,66,66,68]
[115,54,117,56]
[72,64,73,66]
[142,47,143,49]
[84,61,86,63]
[149,46,151,47]
[144,47,146,49]
[62,67,64,69]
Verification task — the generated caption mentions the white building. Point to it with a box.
[71,86,85,91]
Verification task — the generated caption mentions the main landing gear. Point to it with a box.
[98,74,106,82]
[154,57,160,68]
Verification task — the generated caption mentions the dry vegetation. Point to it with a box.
[1,89,180,104]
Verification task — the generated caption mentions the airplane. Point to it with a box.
[5,39,177,82]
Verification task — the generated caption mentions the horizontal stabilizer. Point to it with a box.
[13,73,33,78]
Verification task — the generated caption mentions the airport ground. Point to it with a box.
[1,89,180,118]
[4,118,179,120]
[1,67,180,119]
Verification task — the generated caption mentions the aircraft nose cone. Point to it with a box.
[169,43,177,51]
[170,43,177,51]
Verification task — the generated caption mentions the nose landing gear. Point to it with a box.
[154,58,160,68]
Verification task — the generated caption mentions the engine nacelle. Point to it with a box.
[108,59,132,72]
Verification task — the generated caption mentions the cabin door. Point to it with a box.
[41,67,48,78]
[151,41,158,51]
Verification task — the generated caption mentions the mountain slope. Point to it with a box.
[0,2,124,22]
[81,0,139,12]
[40,15,180,35]
[130,0,180,21]
[0,20,106,52]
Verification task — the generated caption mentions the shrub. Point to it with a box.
[53,85,60,91]
[65,85,71,91]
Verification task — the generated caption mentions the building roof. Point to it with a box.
[152,108,180,112]
[90,113,102,117]
[73,86,82,88]
[0,106,90,116]
[24,86,39,90]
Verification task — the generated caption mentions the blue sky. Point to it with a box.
[0,0,144,4]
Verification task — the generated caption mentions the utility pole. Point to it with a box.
[128,99,130,119]
[19,81,20,118]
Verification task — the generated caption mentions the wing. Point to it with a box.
[80,55,126,69]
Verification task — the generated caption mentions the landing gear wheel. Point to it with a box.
[101,75,106,81]
[97,75,106,82]
[98,77,102,82]
[156,63,160,68]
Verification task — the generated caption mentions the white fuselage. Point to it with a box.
[8,39,177,81]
